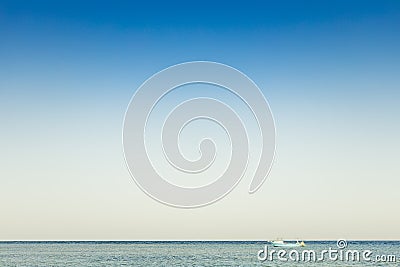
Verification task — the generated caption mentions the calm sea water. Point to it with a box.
[0,241,399,266]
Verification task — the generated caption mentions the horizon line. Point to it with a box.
[1,239,399,242]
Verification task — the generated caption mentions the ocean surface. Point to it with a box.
[0,241,399,266]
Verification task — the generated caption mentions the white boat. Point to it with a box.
[270,240,305,247]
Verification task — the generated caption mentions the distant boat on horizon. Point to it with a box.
[269,239,306,247]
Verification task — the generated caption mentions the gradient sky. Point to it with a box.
[0,1,399,240]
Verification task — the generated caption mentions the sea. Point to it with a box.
[0,241,399,266]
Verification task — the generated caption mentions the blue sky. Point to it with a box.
[0,1,399,240]
[1,1,399,101]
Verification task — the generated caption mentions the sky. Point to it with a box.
[0,0,399,240]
